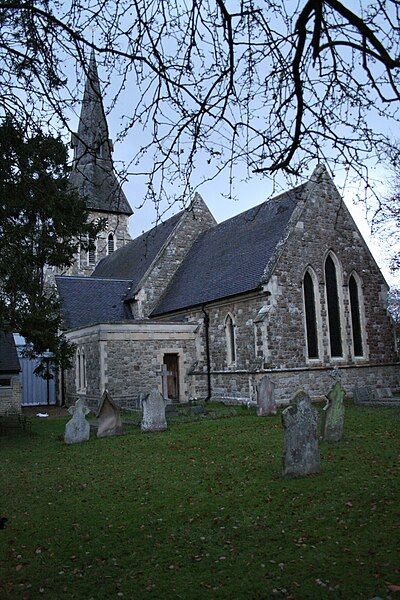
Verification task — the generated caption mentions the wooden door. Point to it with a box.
[163,354,179,401]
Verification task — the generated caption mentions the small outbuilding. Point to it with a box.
[0,332,22,416]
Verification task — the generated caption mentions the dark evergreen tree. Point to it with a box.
[0,117,103,372]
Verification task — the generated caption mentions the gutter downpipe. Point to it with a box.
[201,305,212,402]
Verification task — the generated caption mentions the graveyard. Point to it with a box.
[1,401,399,599]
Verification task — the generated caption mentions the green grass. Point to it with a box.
[1,404,399,599]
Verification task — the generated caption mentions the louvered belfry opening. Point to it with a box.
[325,255,342,357]
[303,271,319,359]
[349,275,363,356]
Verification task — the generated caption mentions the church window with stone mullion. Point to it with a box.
[303,271,319,359]
[325,255,343,357]
[349,274,363,356]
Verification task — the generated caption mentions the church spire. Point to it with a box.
[70,50,132,216]
[72,49,113,166]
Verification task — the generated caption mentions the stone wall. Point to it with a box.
[263,168,397,368]
[156,169,399,403]
[190,364,400,405]
[61,212,131,277]
[0,374,22,415]
[136,195,216,317]
[64,323,198,410]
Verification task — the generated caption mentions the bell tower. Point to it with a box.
[66,50,132,275]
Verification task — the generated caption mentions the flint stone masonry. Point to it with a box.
[61,167,399,408]
[137,195,216,317]
[141,388,167,432]
[190,364,399,406]
[322,381,345,442]
[282,390,321,477]
[64,398,91,444]
[256,375,276,416]
[64,323,197,409]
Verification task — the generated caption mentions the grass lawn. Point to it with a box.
[0,404,399,599]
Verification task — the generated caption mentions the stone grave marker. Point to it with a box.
[282,390,321,477]
[97,390,124,438]
[141,388,168,432]
[352,386,375,404]
[322,381,345,442]
[256,375,277,416]
[64,398,91,444]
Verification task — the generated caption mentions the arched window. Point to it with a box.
[76,348,81,390]
[225,314,236,365]
[303,270,319,358]
[76,348,87,391]
[349,274,363,356]
[107,232,115,254]
[88,235,96,265]
[325,254,343,357]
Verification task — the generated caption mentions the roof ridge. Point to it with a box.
[210,183,306,231]
[56,275,132,282]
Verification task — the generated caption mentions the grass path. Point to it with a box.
[0,404,399,599]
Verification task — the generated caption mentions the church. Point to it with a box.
[56,52,399,409]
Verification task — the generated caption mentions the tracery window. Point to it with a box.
[349,274,363,357]
[325,254,343,357]
[225,314,236,365]
[303,270,319,359]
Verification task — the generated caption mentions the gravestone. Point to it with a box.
[352,386,376,404]
[256,375,277,416]
[141,389,167,432]
[97,391,123,438]
[64,398,90,444]
[322,381,345,442]
[282,390,321,477]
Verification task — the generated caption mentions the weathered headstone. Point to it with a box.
[256,375,277,416]
[141,388,167,432]
[64,398,90,444]
[97,391,123,438]
[282,390,321,477]
[352,386,375,404]
[322,381,345,442]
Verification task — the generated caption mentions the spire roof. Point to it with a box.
[70,50,132,216]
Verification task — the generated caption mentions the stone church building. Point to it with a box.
[56,53,399,408]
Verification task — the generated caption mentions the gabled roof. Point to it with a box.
[56,276,134,330]
[92,211,183,288]
[152,185,305,315]
[0,332,20,374]
[70,50,132,216]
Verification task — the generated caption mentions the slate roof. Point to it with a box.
[152,185,305,316]
[56,276,134,330]
[70,162,132,215]
[0,332,21,373]
[92,211,183,290]
[70,50,132,216]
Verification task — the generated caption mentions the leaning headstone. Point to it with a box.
[97,391,123,438]
[141,389,167,432]
[64,398,90,444]
[322,381,345,442]
[282,390,321,477]
[256,375,277,416]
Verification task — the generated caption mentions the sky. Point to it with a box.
[67,41,399,290]
[113,131,399,288]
